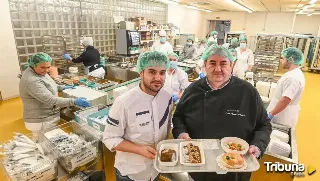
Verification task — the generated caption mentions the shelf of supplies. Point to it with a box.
[138,29,170,32]
[140,40,154,43]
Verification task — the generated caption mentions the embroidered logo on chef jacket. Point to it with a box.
[107,117,119,126]
[225,109,246,117]
[139,121,150,127]
[136,110,150,116]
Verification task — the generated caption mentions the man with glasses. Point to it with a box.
[152,30,173,55]
[172,45,272,181]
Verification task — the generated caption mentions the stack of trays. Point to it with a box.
[270,130,290,143]
[267,139,291,158]
[63,86,107,106]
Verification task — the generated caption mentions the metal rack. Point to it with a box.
[284,35,312,66]
[309,38,320,71]
[8,0,167,72]
[254,34,285,74]
[224,31,246,44]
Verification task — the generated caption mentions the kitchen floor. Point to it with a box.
[0,72,319,181]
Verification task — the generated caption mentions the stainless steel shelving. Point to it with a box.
[8,0,167,71]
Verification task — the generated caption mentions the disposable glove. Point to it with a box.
[74,97,91,108]
[64,54,71,60]
[199,73,205,79]
[172,94,178,103]
[63,85,75,90]
[268,112,274,120]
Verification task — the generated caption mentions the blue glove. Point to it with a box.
[172,94,178,103]
[63,85,75,90]
[268,112,274,120]
[64,54,71,60]
[199,73,205,79]
[74,98,91,108]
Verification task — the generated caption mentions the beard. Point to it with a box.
[142,76,164,94]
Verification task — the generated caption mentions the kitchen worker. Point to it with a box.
[103,51,173,181]
[152,30,173,55]
[195,41,218,79]
[196,39,208,56]
[230,37,239,49]
[164,52,190,103]
[172,45,272,181]
[64,37,103,76]
[233,35,254,79]
[267,47,306,128]
[207,31,218,43]
[181,36,196,60]
[19,53,91,133]
[229,48,238,70]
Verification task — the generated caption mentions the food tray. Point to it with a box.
[154,139,260,174]
[0,133,58,181]
[42,121,99,173]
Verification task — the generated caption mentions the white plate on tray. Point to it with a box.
[180,141,206,166]
[158,143,179,167]
[221,137,249,155]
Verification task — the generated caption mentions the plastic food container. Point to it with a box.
[42,121,99,173]
[179,141,206,166]
[158,143,178,167]
[220,137,249,155]
[0,133,58,181]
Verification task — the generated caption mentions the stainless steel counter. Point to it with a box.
[106,64,139,81]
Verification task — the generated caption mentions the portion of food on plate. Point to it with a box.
[160,149,176,162]
[221,153,245,169]
[226,142,245,151]
[183,143,202,163]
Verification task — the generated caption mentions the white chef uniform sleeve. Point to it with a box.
[281,78,300,100]
[180,71,190,90]
[248,50,254,66]
[102,98,126,151]
[167,43,174,54]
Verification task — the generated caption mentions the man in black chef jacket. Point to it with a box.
[172,45,272,181]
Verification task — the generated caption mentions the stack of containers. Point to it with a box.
[267,126,291,158]
[63,86,108,106]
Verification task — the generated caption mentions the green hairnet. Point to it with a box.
[239,34,247,42]
[210,31,218,35]
[27,52,52,68]
[201,45,235,63]
[207,41,218,47]
[136,51,170,73]
[281,47,304,65]
[229,49,237,59]
[168,52,179,60]
[230,38,239,46]
[187,36,193,41]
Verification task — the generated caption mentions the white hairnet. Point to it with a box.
[82,37,93,46]
[159,30,166,36]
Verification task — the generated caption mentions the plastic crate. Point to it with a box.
[42,121,99,173]
[0,133,58,181]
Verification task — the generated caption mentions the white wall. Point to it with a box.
[167,4,206,38]
[293,15,320,35]
[0,0,21,100]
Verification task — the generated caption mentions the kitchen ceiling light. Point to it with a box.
[310,0,317,4]
[226,0,253,13]
[160,0,179,5]
[307,13,313,16]
[186,5,199,10]
[202,9,213,13]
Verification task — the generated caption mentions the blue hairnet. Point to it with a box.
[201,45,235,63]
[281,47,304,65]
[136,51,170,73]
[210,31,218,35]
[168,52,179,59]
[27,52,52,68]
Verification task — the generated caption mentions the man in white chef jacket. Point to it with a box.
[103,51,173,181]
[267,47,306,128]
[163,52,190,103]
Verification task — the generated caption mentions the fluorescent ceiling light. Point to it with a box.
[160,0,179,5]
[186,5,199,10]
[310,0,317,4]
[307,13,313,16]
[202,9,213,13]
[226,0,252,13]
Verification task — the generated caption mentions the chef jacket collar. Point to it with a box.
[136,84,157,100]
[206,75,232,90]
